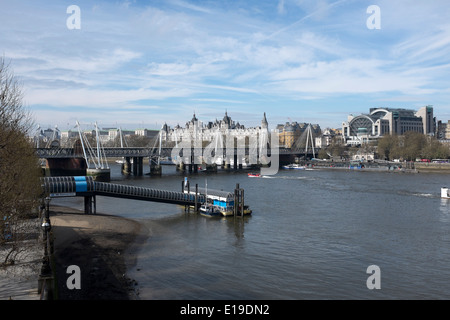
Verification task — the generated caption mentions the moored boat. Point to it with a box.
[282,164,306,170]
[183,177,252,217]
[248,173,261,177]
[199,203,220,217]
[441,187,450,199]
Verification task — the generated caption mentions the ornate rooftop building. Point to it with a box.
[160,112,270,144]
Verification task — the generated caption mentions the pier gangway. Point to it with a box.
[40,176,206,214]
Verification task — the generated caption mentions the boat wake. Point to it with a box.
[397,190,437,198]
[412,192,435,198]
[261,175,310,180]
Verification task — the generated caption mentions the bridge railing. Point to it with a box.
[94,181,205,204]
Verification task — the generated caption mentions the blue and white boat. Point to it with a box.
[183,178,251,217]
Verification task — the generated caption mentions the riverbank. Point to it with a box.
[50,205,148,299]
[414,162,450,172]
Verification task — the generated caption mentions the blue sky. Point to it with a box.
[2,0,450,131]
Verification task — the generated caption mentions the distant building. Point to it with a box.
[108,128,134,141]
[352,151,375,161]
[60,130,78,141]
[276,122,321,149]
[436,120,450,140]
[135,128,159,139]
[41,128,60,140]
[160,112,271,144]
[315,128,338,149]
[342,106,435,145]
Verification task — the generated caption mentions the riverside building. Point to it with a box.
[342,106,435,146]
[276,122,321,149]
[160,112,271,145]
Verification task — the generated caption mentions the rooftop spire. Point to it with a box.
[262,112,268,127]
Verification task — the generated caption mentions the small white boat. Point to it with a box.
[283,164,306,170]
[116,158,133,164]
[199,203,220,217]
[441,187,450,199]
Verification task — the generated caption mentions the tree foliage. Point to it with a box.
[0,57,42,265]
[376,132,450,161]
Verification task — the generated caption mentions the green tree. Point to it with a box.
[421,136,450,160]
[401,131,426,161]
[317,148,330,160]
[376,134,399,160]
[327,136,347,159]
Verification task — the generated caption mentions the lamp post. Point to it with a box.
[38,196,53,299]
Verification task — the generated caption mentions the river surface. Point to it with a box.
[53,164,450,299]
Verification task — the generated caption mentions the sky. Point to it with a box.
[2,0,450,132]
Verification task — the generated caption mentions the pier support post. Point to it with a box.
[195,184,199,212]
[234,183,240,217]
[84,195,96,214]
[184,180,190,212]
[241,189,244,218]
[233,183,245,217]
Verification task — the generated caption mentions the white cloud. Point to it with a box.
[25,87,194,108]
[3,0,450,127]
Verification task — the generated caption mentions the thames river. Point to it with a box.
[53,164,450,299]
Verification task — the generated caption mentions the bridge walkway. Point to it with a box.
[40,176,206,213]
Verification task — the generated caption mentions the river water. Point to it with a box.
[53,164,450,299]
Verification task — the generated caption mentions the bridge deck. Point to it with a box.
[36,146,314,158]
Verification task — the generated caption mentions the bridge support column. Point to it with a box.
[223,159,230,170]
[177,162,185,171]
[132,157,144,176]
[122,157,132,175]
[150,163,162,176]
[133,157,138,175]
[139,157,143,175]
